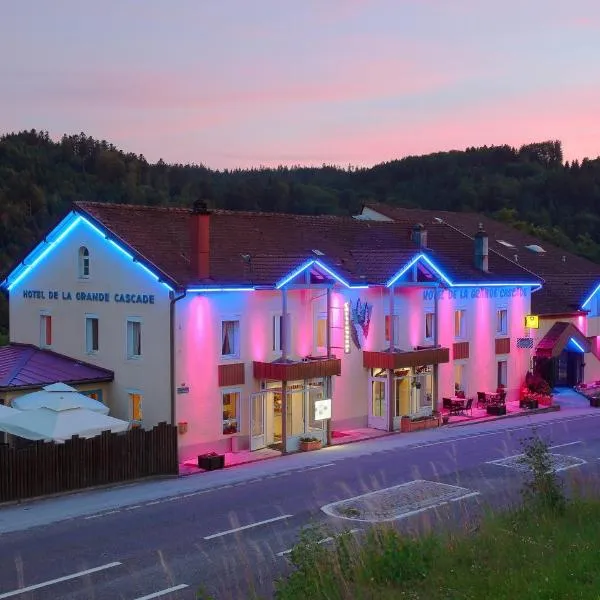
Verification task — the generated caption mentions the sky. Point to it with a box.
[1,0,599,169]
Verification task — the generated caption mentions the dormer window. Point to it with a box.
[79,246,90,278]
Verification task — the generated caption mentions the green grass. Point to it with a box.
[274,499,600,599]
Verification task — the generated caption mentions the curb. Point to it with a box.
[447,405,561,428]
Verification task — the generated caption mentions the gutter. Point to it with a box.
[169,289,187,425]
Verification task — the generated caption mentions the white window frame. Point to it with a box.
[40,311,52,348]
[453,360,467,395]
[126,318,142,359]
[496,307,508,337]
[271,313,291,354]
[222,387,241,435]
[424,311,435,342]
[314,311,328,355]
[85,314,99,354]
[78,246,90,279]
[497,358,508,389]
[454,308,467,340]
[221,318,241,359]
[127,389,143,427]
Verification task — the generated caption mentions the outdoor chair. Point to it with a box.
[442,397,453,412]
[461,397,474,416]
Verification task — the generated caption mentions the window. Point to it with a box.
[454,362,465,394]
[126,319,142,358]
[40,314,52,348]
[425,312,435,341]
[315,312,327,352]
[272,314,290,352]
[385,314,400,346]
[221,320,240,357]
[85,316,99,353]
[129,391,143,426]
[222,390,240,434]
[497,360,508,388]
[83,389,104,403]
[454,309,466,339]
[496,309,508,336]
[78,246,90,278]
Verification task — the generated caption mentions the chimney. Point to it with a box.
[191,199,210,280]
[474,223,489,272]
[411,223,427,249]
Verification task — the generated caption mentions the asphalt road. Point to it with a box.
[1,409,600,600]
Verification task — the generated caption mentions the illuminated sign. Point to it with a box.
[524,315,539,329]
[343,301,351,354]
[22,289,156,304]
[423,287,529,301]
[314,398,332,420]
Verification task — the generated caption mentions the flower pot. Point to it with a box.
[178,422,188,435]
[442,415,449,425]
[299,440,322,452]
[198,453,225,470]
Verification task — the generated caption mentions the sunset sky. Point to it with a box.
[1,0,599,169]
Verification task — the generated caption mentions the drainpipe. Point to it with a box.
[388,285,396,432]
[432,285,440,414]
[326,286,332,445]
[170,289,187,427]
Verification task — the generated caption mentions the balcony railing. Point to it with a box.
[253,356,342,381]
[363,346,450,370]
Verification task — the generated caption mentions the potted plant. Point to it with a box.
[299,436,322,451]
[442,414,450,425]
[177,421,188,435]
[197,451,225,470]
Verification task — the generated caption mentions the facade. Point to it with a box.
[361,203,600,389]
[2,201,542,460]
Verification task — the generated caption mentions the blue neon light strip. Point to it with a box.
[187,287,255,293]
[275,259,369,290]
[581,282,600,309]
[385,253,539,289]
[569,337,586,353]
[4,213,174,292]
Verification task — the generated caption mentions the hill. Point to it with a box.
[0,130,599,333]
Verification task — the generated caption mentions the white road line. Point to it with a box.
[305,463,336,471]
[276,529,361,557]
[126,505,142,511]
[84,510,120,520]
[146,500,162,506]
[449,491,480,502]
[133,584,189,600]
[203,514,293,540]
[549,441,583,449]
[0,562,122,599]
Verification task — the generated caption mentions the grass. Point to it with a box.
[273,434,600,600]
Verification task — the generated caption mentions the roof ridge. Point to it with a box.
[1,344,36,386]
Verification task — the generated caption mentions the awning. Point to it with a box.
[536,321,591,358]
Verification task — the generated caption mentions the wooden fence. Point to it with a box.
[0,422,178,503]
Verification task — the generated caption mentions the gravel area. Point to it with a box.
[321,480,478,522]
[488,453,586,473]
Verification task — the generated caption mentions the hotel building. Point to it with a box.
[1,201,546,459]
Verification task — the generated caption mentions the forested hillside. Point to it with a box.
[1,130,599,334]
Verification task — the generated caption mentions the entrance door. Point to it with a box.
[249,392,267,450]
[368,377,388,430]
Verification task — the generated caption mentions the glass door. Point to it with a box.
[250,392,267,450]
[368,377,388,430]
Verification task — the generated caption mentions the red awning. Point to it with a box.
[536,321,590,358]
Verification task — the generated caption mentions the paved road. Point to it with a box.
[1,398,599,599]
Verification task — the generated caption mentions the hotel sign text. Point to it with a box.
[22,289,156,304]
[423,287,528,301]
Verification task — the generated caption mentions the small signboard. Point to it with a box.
[524,315,539,329]
[177,386,190,395]
[314,398,332,421]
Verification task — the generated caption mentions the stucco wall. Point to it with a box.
[8,218,171,427]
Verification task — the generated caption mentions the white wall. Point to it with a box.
[8,217,172,427]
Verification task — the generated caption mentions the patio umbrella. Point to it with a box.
[0,404,19,419]
[0,406,129,443]
[11,382,109,415]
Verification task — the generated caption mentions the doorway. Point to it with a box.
[555,351,584,387]
[368,370,388,430]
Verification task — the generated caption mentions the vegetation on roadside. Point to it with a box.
[272,435,600,600]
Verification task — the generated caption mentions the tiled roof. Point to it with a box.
[0,344,114,390]
[365,202,600,315]
[75,202,540,288]
[536,321,590,357]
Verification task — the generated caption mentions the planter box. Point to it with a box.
[300,440,322,452]
[590,397,600,408]
[198,453,225,470]
[487,405,507,416]
[519,399,539,410]
[400,416,440,433]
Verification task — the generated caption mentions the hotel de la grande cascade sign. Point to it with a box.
[422,286,529,301]
[21,289,157,305]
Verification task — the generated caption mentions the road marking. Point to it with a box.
[549,441,582,449]
[133,584,189,600]
[84,510,120,520]
[203,514,293,540]
[0,562,122,599]
[449,491,480,502]
[276,529,361,556]
[126,505,142,510]
[305,463,336,471]
[146,500,162,506]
